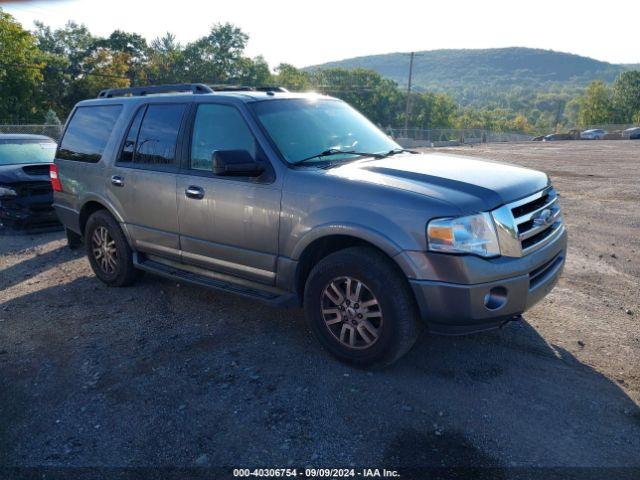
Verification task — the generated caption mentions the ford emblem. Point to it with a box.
[533,208,553,227]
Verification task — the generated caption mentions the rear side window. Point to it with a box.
[118,106,145,163]
[58,105,122,162]
[133,104,186,167]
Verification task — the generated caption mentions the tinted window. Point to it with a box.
[58,105,122,162]
[118,106,146,163]
[135,104,186,166]
[0,139,56,165]
[190,104,257,170]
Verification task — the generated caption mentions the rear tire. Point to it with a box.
[65,227,83,250]
[303,246,422,368]
[85,210,139,287]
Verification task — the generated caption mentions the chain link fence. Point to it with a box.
[0,124,64,142]
[386,128,533,147]
[1,123,636,148]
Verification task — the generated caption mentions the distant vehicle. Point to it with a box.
[624,127,640,139]
[543,133,567,141]
[580,129,607,140]
[0,134,60,229]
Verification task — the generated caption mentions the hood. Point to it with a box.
[326,152,549,213]
[0,163,51,184]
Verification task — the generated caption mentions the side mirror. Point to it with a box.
[211,150,265,177]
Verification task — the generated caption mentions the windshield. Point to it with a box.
[0,139,57,166]
[251,98,400,164]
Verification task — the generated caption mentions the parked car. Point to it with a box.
[542,133,567,141]
[580,129,607,140]
[52,84,566,367]
[624,127,640,139]
[0,134,60,229]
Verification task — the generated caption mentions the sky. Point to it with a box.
[3,0,639,68]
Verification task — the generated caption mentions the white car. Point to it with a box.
[580,129,607,140]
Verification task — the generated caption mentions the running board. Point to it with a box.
[133,254,298,308]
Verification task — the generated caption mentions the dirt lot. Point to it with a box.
[1,141,639,475]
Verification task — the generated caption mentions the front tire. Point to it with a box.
[303,247,422,367]
[85,210,139,287]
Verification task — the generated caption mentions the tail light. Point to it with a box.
[50,164,62,192]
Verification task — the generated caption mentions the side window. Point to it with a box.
[118,106,146,163]
[58,105,122,163]
[190,104,257,171]
[134,104,186,167]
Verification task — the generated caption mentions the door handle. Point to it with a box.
[185,185,205,199]
[111,175,124,187]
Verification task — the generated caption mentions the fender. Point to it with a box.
[289,222,404,261]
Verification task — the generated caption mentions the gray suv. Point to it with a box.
[52,84,566,367]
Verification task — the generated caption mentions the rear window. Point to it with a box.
[58,105,122,162]
[0,139,57,165]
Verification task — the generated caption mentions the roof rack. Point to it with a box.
[209,85,289,93]
[97,83,213,98]
[255,86,289,93]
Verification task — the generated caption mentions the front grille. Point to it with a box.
[511,191,551,218]
[491,187,565,257]
[511,187,563,255]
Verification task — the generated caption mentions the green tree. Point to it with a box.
[98,30,148,84]
[43,108,61,125]
[34,21,95,77]
[75,48,130,96]
[234,55,272,86]
[182,23,249,83]
[274,63,311,91]
[0,8,44,122]
[406,91,456,129]
[146,33,185,84]
[33,21,97,116]
[612,71,640,123]
[312,68,403,126]
[578,81,614,126]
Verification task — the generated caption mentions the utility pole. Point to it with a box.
[403,51,415,137]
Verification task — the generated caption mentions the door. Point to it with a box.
[176,103,281,285]
[109,103,187,261]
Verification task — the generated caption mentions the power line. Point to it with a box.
[0,61,130,80]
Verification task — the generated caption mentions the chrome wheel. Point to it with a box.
[91,226,117,274]
[321,276,383,350]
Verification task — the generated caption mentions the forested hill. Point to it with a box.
[307,48,632,104]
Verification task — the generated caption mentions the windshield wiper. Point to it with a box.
[292,148,384,166]
[377,148,419,158]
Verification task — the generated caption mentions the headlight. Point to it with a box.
[0,186,17,198]
[427,212,500,258]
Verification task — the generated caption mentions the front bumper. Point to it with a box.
[407,229,567,335]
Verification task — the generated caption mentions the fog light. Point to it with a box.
[484,287,507,310]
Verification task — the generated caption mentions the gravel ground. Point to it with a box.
[1,141,639,476]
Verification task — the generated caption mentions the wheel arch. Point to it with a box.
[293,232,411,302]
[78,197,131,245]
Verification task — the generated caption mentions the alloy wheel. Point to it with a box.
[321,276,383,349]
[91,226,118,274]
